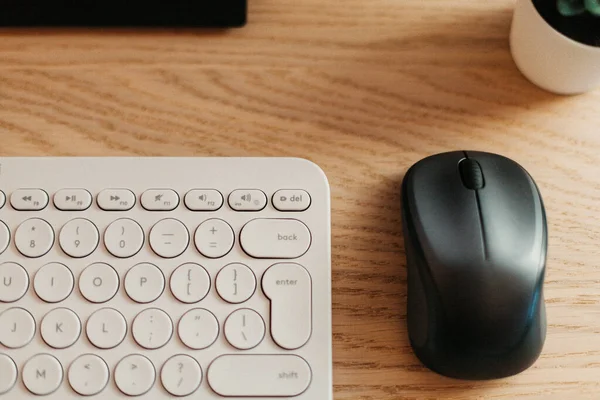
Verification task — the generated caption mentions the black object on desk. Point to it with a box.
[402,151,547,380]
[0,0,247,27]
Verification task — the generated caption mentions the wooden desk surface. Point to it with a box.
[1,0,600,398]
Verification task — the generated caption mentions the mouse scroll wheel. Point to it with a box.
[459,159,485,190]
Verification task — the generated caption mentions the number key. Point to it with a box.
[104,219,144,258]
[59,218,99,258]
[15,218,55,258]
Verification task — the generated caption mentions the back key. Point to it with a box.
[240,219,311,259]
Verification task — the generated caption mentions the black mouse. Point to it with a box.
[402,150,547,380]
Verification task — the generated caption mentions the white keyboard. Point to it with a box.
[0,158,332,399]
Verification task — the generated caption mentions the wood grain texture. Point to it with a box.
[1,0,600,398]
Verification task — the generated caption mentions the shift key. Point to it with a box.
[208,355,311,397]
[240,219,311,259]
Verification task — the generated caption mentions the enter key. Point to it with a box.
[262,263,312,350]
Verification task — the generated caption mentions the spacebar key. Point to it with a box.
[208,355,311,397]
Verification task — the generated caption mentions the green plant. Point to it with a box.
[534,0,600,46]
[558,0,600,16]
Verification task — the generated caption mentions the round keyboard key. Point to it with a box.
[194,219,234,258]
[22,354,63,396]
[125,263,165,303]
[115,354,156,396]
[132,308,173,350]
[0,262,29,303]
[104,218,144,258]
[170,263,210,304]
[178,309,219,350]
[0,307,36,348]
[15,218,54,258]
[41,308,81,349]
[224,309,266,350]
[79,263,120,303]
[86,308,127,349]
[59,218,99,258]
[68,354,110,396]
[161,355,202,397]
[0,354,17,395]
[149,218,189,258]
[34,262,74,303]
[0,221,10,255]
[216,263,256,304]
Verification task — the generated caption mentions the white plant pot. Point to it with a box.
[510,0,600,95]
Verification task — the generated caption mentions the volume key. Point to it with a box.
[228,190,267,211]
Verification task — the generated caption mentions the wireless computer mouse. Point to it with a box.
[402,150,547,380]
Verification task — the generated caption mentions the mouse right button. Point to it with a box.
[466,151,546,269]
